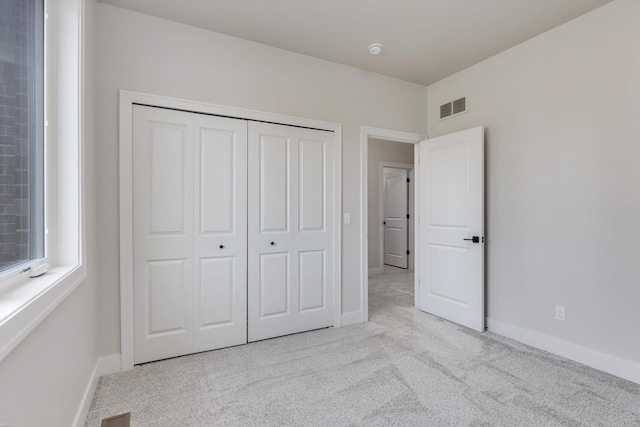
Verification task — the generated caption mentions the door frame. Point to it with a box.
[120,90,343,371]
[378,162,413,274]
[360,126,426,323]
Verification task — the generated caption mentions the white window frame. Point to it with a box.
[0,0,86,362]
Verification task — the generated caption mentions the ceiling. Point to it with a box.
[97,0,612,86]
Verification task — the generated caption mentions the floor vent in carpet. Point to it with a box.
[101,412,130,427]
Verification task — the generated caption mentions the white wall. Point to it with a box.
[367,138,414,271]
[427,0,640,377]
[95,4,428,355]
[0,1,100,426]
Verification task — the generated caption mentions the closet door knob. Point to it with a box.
[219,245,224,249]
[270,242,275,246]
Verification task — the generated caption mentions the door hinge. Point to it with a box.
[406,250,410,255]
[406,213,410,219]
[407,178,410,183]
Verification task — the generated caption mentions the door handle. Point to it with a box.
[270,241,275,246]
[463,236,480,243]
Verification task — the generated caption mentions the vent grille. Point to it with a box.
[440,96,467,119]
[440,103,452,119]
[452,97,466,114]
[101,413,131,427]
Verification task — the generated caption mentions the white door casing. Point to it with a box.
[359,126,426,324]
[383,167,409,268]
[248,121,334,341]
[418,126,485,332]
[132,106,248,364]
[408,169,415,271]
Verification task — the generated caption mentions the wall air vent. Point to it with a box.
[440,96,467,119]
[440,102,452,119]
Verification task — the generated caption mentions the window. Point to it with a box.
[0,0,85,362]
[0,0,45,277]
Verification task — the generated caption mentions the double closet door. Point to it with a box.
[132,105,334,364]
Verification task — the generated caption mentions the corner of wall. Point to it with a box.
[73,354,122,427]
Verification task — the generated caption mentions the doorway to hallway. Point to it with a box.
[360,126,425,323]
[368,265,414,324]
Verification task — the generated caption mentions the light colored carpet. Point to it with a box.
[86,266,640,426]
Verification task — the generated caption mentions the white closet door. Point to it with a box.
[248,122,334,341]
[133,106,194,364]
[133,106,248,364]
[192,113,248,352]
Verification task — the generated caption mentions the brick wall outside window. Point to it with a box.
[0,0,32,269]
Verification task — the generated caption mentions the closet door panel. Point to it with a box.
[299,139,325,232]
[299,250,325,312]
[133,105,194,364]
[200,132,234,233]
[133,107,248,363]
[193,114,248,352]
[259,135,289,232]
[198,257,234,326]
[248,122,334,342]
[146,259,189,334]
[260,252,289,317]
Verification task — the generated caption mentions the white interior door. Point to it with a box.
[418,126,484,332]
[247,122,334,342]
[383,167,409,268]
[133,106,248,364]
[382,167,409,268]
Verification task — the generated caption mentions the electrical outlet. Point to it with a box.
[555,305,566,321]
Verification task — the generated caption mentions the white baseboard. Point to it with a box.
[368,267,383,277]
[341,310,363,327]
[97,354,122,377]
[487,318,640,385]
[73,354,122,427]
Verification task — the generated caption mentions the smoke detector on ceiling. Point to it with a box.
[368,43,383,56]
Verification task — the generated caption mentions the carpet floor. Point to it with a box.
[86,266,640,426]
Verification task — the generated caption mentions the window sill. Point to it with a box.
[0,264,86,362]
